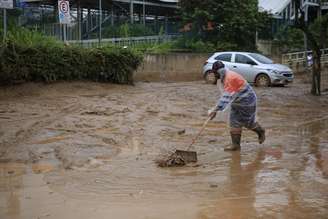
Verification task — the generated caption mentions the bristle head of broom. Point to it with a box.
[155,152,186,167]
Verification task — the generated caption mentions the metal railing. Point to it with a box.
[282,48,328,65]
[302,0,320,5]
[67,34,178,47]
[322,2,328,9]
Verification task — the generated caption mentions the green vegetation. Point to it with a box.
[179,0,270,51]
[122,36,239,54]
[6,27,62,48]
[103,23,156,38]
[172,37,215,53]
[291,0,328,95]
[0,28,142,85]
[274,26,305,52]
[131,38,216,54]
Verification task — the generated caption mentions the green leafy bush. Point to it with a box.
[6,28,62,48]
[128,37,218,54]
[274,26,304,52]
[0,37,142,85]
[215,41,239,51]
[103,23,156,38]
[171,37,216,53]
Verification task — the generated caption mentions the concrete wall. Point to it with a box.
[135,50,323,82]
[134,53,210,82]
[256,39,282,63]
[257,40,273,57]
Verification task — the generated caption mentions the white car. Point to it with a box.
[202,52,294,86]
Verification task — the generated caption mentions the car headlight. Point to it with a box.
[268,69,281,75]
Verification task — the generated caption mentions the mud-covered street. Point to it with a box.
[0,77,328,219]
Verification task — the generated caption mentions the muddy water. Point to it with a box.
[0,80,327,219]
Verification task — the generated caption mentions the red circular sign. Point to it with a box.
[59,1,69,13]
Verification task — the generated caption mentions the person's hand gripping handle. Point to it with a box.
[207,107,218,120]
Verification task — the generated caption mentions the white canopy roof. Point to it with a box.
[158,0,178,2]
[259,0,290,15]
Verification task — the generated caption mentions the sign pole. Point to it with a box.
[63,24,67,42]
[58,0,70,42]
[98,0,102,46]
[3,8,6,41]
[1,0,13,41]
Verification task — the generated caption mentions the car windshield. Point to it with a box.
[248,53,273,64]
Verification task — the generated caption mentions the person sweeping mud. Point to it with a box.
[208,61,265,151]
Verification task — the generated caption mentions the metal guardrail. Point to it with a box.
[322,2,328,9]
[282,48,328,65]
[67,35,177,47]
[302,0,319,6]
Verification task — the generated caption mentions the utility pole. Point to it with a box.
[304,3,309,68]
[130,0,133,24]
[3,8,7,41]
[143,0,145,26]
[111,5,114,26]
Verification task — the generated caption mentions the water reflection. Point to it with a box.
[200,150,265,219]
[0,163,25,219]
[297,117,327,176]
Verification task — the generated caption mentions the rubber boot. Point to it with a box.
[224,133,241,151]
[251,122,265,144]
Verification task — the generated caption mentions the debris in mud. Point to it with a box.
[208,139,217,143]
[88,158,103,167]
[169,112,190,118]
[102,137,117,145]
[177,129,186,135]
[121,107,132,113]
[191,164,202,167]
[146,109,159,114]
[155,153,186,167]
[81,107,131,117]
[82,110,108,116]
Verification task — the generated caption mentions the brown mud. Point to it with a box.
[0,78,328,219]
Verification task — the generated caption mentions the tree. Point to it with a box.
[179,0,269,51]
[274,26,305,52]
[292,0,328,95]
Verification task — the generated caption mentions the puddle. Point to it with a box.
[31,129,68,145]
[33,135,68,145]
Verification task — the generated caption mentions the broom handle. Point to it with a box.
[186,116,212,151]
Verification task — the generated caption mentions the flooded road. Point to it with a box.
[0,79,327,219]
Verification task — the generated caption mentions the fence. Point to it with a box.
[1,4,181,41]
[282,48,328,92]
[282,48,328,69]
[67,34,178,47]
[322,2,328,9]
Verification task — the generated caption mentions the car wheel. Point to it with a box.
[255,74,271,87]
[204,71,218,84]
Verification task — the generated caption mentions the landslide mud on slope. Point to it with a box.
[0,78,328,219]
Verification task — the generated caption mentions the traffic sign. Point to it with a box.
[58,0,70,24]
[0,0,13,9]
